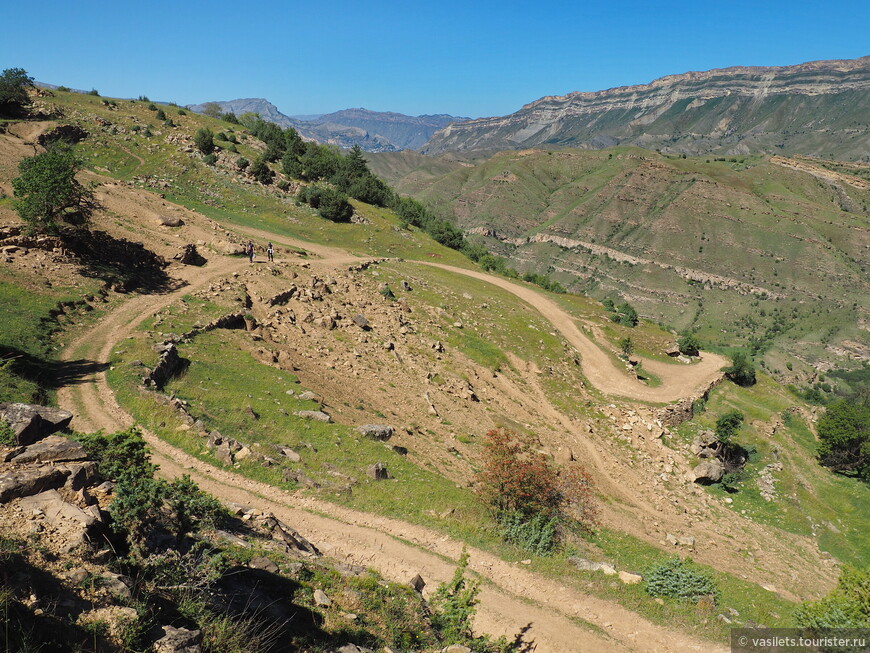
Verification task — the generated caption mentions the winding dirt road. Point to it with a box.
[56,238,727,651]
[422,262,728,402]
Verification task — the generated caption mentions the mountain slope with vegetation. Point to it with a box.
[369,146,870,384]
[1,75,868,651]
[421,56,870,160]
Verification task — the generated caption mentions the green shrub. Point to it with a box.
[250,157,274,185]
[677,333,701,356]
[87,88,99,96]
[498,510,558,556]
[794,566,870,628]
[298,184,352,222]
[645,558,720,603]
[816,399,870,480]
[155,108,166,121]
[203,153,217,166]
[725,352,756,386]
[715,410,744,444]
[193,127,214,154]
[146,103,157,111]
[0,419,14,446]
[236,157,249,171]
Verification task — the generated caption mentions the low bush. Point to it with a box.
[645,558,720,603]
[498,510,557,556]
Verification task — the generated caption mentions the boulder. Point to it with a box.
[0,466,68,502]
[690,430,718,455]
[174,244,206,266]
[8,435,89,465]
[153,625,202,653]
[19,490,98,529]
[618,571,644,585]
[692,459,724,483]
[568,557,617,575]
[367,462,390,480]
[293,410,331,423]
[313,588,332,607]
[352,314,370,330]
[0,403,73,445]
[409,574,425,592]
[356,425,393,441]
[248,556,279,573]
[279,447,301,463]
[157,215,184,227]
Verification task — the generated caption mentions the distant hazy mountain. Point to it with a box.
[186,99,469,152]
[422,56,870,160]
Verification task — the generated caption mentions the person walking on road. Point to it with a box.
[267,242,274,262]
[246,240,255,263]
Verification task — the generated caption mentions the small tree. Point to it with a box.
[477,428,561,519]
[816,399,870,481]
[715,410,744,444]
[193,127,214,154]
[725,352,756,386]
[677,333,701,356]
[12,147,93,234]
[620,336,633,357]
[250,156,274,185]
[0,67,34,116]
[202,101,222,118]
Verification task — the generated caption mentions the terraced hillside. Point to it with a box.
[421,56,870,160]
[370,146,870,380]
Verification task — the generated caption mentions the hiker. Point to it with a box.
[267,242,274,262]
[246,240,254,263]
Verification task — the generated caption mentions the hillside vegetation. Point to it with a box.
[1,82,868,651]
[369,146,870,387]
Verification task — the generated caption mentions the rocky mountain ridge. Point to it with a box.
[422,56,870,159]
[187,99,468,152]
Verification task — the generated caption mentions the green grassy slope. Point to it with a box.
[371,147,870,377]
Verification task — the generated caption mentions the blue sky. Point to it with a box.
[2,0,868,118]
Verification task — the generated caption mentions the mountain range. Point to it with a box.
[186,98,468,152]
[422,56,870,160]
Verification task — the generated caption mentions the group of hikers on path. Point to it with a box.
[246,240,274,263]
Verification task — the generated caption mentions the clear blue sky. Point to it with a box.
[2,0,868,118]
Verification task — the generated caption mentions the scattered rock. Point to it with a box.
[367,462,390,480]
[313,588,332,607]
[293,410,332,423]
[356,425,393,441]
[7,435,89,465]
[153,625,202,653]
[0,403,73,445]
[409,574,425,592]
[568,557,617,575]
[352,314,370,330]
[279,447,302,463]
[248,556,279,573]
[174,244,206,266]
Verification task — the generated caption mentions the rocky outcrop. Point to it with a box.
[423,56,870,160]
[0,403,73,445]
[143,343,187,389]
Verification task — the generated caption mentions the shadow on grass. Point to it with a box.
[0,347,109,403]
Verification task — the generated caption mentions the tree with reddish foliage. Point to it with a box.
[477,428,561,519]
[477,428,599,539]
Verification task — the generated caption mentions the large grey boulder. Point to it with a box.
[0,403,73,445]
[7,435,89,465]
[293,410,331,423]
[692,459,724,483]
[0,466,68,502]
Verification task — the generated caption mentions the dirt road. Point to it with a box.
[56,243,725,652]
[422,262,728,402]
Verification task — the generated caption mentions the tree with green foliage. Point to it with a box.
[0,67,34,116]
[193,127,214,154]
[202,101,222,118]
[620,336,633,357]
[794,565,870,628]
[715,410,744,444]
[725,351,756,386]
[677,333,701,356]
[12,147,94,234]
[298,184,352,222]
[250,156,274,185]
[816,399,870,481]
[220,111,240,124]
